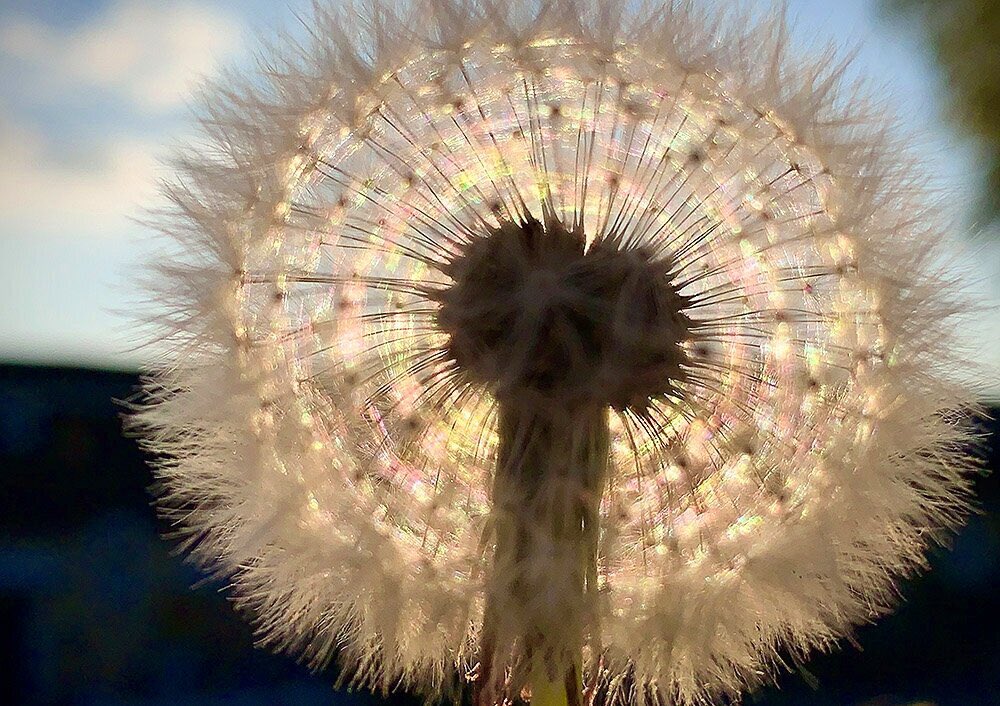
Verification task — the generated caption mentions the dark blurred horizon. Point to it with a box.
[0,362,997,706]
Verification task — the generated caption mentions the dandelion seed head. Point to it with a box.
[133,1,981,704]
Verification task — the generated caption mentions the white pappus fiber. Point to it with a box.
[132,1,983,705]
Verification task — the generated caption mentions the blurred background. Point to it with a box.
[0,1,997,704]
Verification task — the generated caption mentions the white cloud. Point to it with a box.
[0,1,244,238]
[1,0,241,111]
[0,110,163,237]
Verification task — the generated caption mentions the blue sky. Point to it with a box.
[1,0,998,393]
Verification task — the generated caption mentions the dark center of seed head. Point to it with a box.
[432,217,692,414]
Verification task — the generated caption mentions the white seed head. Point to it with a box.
[132,1,982,704]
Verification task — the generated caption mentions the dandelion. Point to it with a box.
[134,1,980,705]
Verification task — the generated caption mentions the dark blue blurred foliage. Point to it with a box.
[0,364,996,706]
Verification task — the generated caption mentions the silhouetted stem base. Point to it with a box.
[478,403,609,706]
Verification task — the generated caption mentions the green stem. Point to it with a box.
[530,667,571,706]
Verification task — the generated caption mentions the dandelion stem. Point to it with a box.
[530,666,571,706]
[481,403,609,706]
